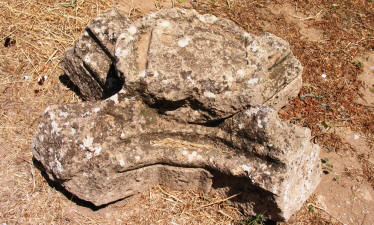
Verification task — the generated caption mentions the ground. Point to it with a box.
[0,0,373,224]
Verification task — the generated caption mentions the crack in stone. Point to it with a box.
[85,27,116,62]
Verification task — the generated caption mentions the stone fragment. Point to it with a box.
[33,90,320,221]
[115,8,303,123]
[60,9,131,100]
[34,8,320,221]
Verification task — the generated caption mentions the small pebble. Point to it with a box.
[321,73,327,79]
[23,75,30,80]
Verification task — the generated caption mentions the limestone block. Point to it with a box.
[34,8,320,221]
[60,9,131,100]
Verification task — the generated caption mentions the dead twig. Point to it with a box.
[353,102,374,109]
[45,49,58,64]
[157,186,184,203]
[197,192,241,209]
[292,10,323,21]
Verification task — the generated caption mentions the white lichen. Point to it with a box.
[93,107,100,113]
[44,106,51,114]
[81,111,91,117]
[224,91,232,96]
[116,48,129,57]
[204,91,216,98]
[49,112,56,120]
[241,165,252,173]
[84,54,96,67]
[82,136,94,149]
[93,26,103,35]
[86,152,92,160]
[247,43,260,53]
[109,94,119,104]
[93,146,102,156]
[243,32,251,39]
[51,121,61,135]
[118,32,128,40]
[138,70,146,78]
[159,20,170,27]
[186,75,194,84]
[247,78,259,85]
[55,158,64,173]
[59,112,68,118]
[188,151,197,162]
[128,25,137,35]
[197,14,217,24]
[236,69,245,76]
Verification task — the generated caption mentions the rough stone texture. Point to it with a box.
[115,8,303,123]
[33,92,320,221]
[34,8,321,221]
[60,9,131,100]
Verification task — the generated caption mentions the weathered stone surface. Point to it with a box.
[60,9,131,100]
[33,91,320,221]
[34,8,320,221]
[115,8,302,123]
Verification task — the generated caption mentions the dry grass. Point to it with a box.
[1,0,373,224]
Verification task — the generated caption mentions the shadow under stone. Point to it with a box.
[102,63,124,99]
[59,74,83,100]
[59,63,124,101]
[32,157,126,211]
[211,170,281,223]
[32,155,280,222]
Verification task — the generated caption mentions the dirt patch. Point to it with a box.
[114,0,192,17]
[316,149,374,225]
[267,3,324,42]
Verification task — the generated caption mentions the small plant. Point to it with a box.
[238,213,266,225]
[308,204,315,213]
[61,0,77,8]
[321,158,333,174]
[321,121,329,129]
[177,0,186,3]
[226,0,232,10]
[321,157,329,164]
[353,60,363,68]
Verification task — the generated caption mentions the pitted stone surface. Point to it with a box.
[115,8,302,123]
[34,8,320,221]
[33,90,320,220]
[61,8,131,100]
